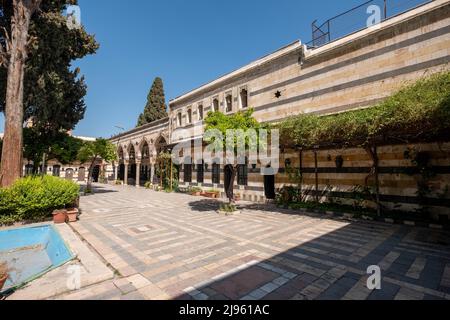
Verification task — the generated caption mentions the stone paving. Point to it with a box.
[55,184,450,300]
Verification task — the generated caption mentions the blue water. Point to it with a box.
[0,225,74,292]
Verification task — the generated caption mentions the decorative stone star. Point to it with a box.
[275,90,282,99]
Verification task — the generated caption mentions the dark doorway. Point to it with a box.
[119,164,125,181]
[224,165,234,199]
[197,161,204,184]
[141,165,150,183]
[264,175,276,199]
[130,164,137,185]
[264,166,276,200]
[52,165,61,177]
[92,165,101,183]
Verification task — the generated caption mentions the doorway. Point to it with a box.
[92,165,100,183]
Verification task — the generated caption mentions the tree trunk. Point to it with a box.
[87,156,98,191]
[225,165,236,203]
[0,0,41,187]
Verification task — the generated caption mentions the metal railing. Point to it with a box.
[306,0,434,49]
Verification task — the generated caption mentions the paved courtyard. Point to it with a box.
[56,184,450,300]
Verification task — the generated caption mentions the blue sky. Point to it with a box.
[0,0,367,138]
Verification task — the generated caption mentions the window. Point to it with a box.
[198,105,204,120]
[237,158,248,186]
[212,97,219,112]
[187,109,192,124]
[197,161,204,183]
[212,163,220,184]
[240,88,248,109]
[177,112,182,127]
[184,157,192,183]
[225,93,233,113]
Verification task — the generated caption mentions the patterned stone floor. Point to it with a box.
[55,184,450,300]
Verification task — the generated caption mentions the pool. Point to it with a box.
[0,224,74,293]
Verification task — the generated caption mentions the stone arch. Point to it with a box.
[127,143,137,163]
[138,138,151,162]
[118,146,125,162]
[154,134,168,155]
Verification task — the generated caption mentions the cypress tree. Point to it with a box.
[137,77,168,127]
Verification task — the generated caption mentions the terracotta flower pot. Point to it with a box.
[66,208,79,223]
[53,209,67,224]
[0,274,8,291]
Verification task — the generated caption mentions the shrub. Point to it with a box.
[219,203,237,214]
[278,71,450,148]
[144,181,153,189]
[0,176,80,225]
[189,187,202,194]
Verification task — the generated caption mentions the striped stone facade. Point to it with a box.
[109,0,450,217]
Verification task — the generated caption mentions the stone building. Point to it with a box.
[109,0,450,217]
[21,135,99,183]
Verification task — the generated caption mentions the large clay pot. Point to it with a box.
[53,209,67,224]
[66,208,79,223]
[0,274,8,291]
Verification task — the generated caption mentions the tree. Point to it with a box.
[0,0,42,187]
[204,109,264,203]
[23,128,84,173]
[0,0,99,186]
[137,77,168,127]
[77,139,117,191]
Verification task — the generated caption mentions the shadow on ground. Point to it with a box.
[177,205,450,300]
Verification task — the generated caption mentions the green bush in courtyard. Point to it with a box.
[0,176,80,225]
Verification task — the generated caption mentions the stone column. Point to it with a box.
[150,163,155,184]
[136,161,141,187]
[124,162,129,185]
[113,163,118,181]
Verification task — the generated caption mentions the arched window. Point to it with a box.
[213,97,219,112]
[142,142,150,161]
[198,105,204,120]
[187,108,192,124]
[129,145,136,161]
[225,93,233,113]
[240,88,248,109]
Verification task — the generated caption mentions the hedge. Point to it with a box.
[0,175,80,225]
[278,71,450,149]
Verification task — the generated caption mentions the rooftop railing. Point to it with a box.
[305,0,434,49]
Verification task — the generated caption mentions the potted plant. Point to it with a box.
[66,208,79,223]
[204,189,220,199]
[0,262,8,292]
[52,209,67,224]
[190,187,202,196]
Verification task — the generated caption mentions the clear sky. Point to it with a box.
[0,0,367,138]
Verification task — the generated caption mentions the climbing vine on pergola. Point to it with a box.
[277,71,450,215]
